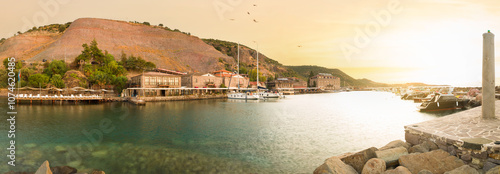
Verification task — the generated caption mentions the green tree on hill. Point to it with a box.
[28,74,50,88]
[44,60,68,77]
[49,74,65,88]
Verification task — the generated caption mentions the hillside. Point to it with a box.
[287,65,389,87]
[0,18,235,73]
[0,17,391,87]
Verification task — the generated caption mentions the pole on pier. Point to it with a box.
[482,30,495,119]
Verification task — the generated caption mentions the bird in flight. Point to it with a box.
[253,4,257,6]
[298,45,302,48]
[229,19,235,21]
[247,12,250,15]
[253,19,258,23]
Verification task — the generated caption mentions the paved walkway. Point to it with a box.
[405,101,500,151]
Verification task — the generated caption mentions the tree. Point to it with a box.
[28,74,50,88]
[113,76,128,95]
[159,24,163,27]
[44,60,68,77]
[143,22,150,26]
[50,74,65,88]
[307,70,315,87]
[72,39,105,68]
[3,58,22,70]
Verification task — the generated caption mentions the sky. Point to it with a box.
[2,0,500,86]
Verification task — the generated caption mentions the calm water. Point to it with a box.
[0,91,457,173]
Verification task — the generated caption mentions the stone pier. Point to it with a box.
[405,102,500,171]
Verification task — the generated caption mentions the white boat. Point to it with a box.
[227,91,259,100]
[258,91,281,98]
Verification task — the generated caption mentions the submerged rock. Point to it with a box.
[361,158,385,174]
[313,157,358,174]
[50,166,77,174]
[398,150,464,174]
[91,150,108,158]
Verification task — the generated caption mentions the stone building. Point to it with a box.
[309,73,341,90]
[130,72,181,88]
[181,73,223,88]
[213,70,249,88]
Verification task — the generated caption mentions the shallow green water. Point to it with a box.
[0,92,457,173]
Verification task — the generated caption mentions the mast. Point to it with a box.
[256,45,259,94]
[237,43,240,91]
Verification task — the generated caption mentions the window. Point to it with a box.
[175,78,179,85]
[145,77,149,85]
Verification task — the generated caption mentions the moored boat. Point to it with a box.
[418,93,469,112]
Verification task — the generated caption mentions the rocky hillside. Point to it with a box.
[0,18,235,73]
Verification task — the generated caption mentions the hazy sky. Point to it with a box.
[2,0,500,86]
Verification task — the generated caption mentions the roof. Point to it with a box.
[132,72,179,78]
[155,68,187,75]
[213,69,232,74]
[318,73,333,76]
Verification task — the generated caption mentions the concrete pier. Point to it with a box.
[483,31,495,119]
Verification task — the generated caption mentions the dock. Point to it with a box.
[16,94,106,104]
[405,101,500,170]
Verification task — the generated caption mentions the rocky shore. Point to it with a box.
[314,139,500,174]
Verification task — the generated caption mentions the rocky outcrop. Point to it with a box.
[398,150,464,174]
[313,157,358,174]
[362,158,386,174]
[379,140,410,151]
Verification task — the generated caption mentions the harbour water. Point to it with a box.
[0,91,459,173]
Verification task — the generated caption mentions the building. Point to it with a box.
[181,73,223,88]
[213,70,249,88]
[309,73,341,90]
[249,81,266,89]
[130,72,181,88]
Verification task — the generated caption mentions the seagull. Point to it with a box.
[247,12,250,15]
[253,4,257,6]
[298,45,302,48]
[229,19,235,21]
[253,19,258,23]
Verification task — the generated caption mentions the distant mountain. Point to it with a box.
[287,65,389,87]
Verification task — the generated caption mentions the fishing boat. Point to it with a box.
[227,91,259,100]
[418,93,470,112]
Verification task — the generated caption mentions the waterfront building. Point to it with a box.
[181,73,223,88]
[213,69,249,88]
[129,72,181,88]
[309,73,341,90]
[249,81,266,89]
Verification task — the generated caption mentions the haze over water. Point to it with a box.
[0,92,457,173]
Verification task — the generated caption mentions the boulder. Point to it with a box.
[35,161,53,174]
[399,149,464,174]
[443,165,478,174]
[91,170,105,174]
[486,166,500,174]
[483,161,498,172]
[409,144,429,153]
[383,166,411,174]
[314,157,358,174]
[379,140,410,151]
[375,146,408,167]
[417,169,433,174]
[50,166,77,174]
[362,158,386,174]
[340,147,378,173]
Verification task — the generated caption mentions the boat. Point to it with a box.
[413,94,434,103]
[258,91,281,98]
[418,93,470,112]
[227,43,263,100]
[227,91,259,100]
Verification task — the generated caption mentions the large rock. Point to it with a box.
[486,166,500,174]
[443,165,479,174]
[417,169,433,174]
[399,150,464,174]
[483,161,498,172]
[50,166,77,174]
[362,158,386,174]
[314,157,358,174]
[35,161,53,174]
[340,147,378,173]
[383,166,411,174]
[379,140,410,151]
[375,146,408,167]
[409,141,439,153]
